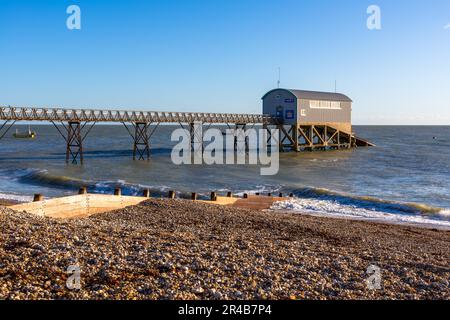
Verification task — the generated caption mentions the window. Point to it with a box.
[276,106,283,118]
[300,109,306,117]
[285,110,295,119]
[309,100,341,110]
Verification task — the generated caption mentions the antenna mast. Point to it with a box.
[277,67,281,88]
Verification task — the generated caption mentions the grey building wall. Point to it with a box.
[262,89,298,125]
[262,89,352,132]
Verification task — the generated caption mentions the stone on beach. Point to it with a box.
[0,199,449,300]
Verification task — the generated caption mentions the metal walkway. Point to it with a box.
[0,106,374,164]
[0,106,270,124]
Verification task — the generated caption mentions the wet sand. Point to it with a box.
[0,199,449,300]
[0,199,19,207]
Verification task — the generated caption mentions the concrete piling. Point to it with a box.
[227,192,233,198]
[168,191,176,199]
[210,192,217,201]
[191,192,197,201]
[114,188,121,196]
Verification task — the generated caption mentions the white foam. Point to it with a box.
[271,199,450,228]
[0,192,34,203]
[234,185,282,197]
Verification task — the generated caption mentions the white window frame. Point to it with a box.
[309,100,341,110]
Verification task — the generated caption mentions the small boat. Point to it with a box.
[13,126,36,139]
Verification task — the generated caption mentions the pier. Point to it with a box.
[0,105,373,164]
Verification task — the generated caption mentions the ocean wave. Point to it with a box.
[2,167,449,227]
[287,186,446,216]
[0,192,34,202]
[271,198,450,228]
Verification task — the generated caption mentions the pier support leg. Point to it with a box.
[233,124,248,152]
[188,122,203,164]
[278,125,297,152]
[0,120,17,141]
[293,124,299,152]
[66,121,83,164]
[122,121,159,161]
[189,122,203,152]
[51,121,95,165]
[133,122,150,160]
[337,131,341,149]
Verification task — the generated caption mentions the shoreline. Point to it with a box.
[2,193,449,231]
[1,198,449,299]
[0,198,20,207]
[270,209,450,232]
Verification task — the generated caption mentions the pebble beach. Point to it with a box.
[0,199,449,300]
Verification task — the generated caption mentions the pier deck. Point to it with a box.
[1,106,374,164]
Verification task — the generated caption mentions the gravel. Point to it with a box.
[0,199,449,300]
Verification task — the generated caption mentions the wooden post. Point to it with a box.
[78,187,88,194]
[337,131,341,150]
[243,193,248,199]
[289,193,294,198]
[143,189,151,198]
[267,193,272,197]
[255,193,260,196]
[279,193,283,198]
[168,190,175,199]
[33,194,44,202]
[114,188,121,196]
[210,192,217,201]
[227,192,233,198]
[293,124,299,152]
[191,192,197,201]
[277,125,284,152]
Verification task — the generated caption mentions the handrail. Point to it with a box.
[0,106,272,124]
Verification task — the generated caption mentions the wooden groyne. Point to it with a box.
[8,189,292,218]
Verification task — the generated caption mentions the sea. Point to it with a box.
[1,125,449,228]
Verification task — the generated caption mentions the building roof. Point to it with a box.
[262,89,353,102]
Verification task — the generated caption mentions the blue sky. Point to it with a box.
[0,0,449,124]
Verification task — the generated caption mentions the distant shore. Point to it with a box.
[1,198,449,299]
